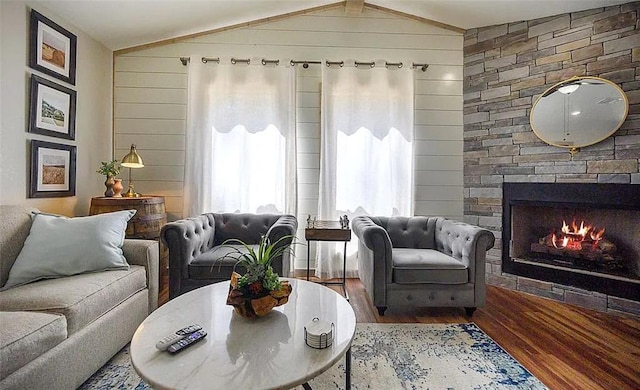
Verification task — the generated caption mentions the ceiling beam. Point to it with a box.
[345,0,364,15]
[364,3,465,34]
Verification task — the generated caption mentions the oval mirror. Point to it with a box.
[530,76,628,153]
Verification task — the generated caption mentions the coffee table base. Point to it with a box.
[302,347,351,389]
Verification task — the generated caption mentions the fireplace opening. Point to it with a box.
[510,205,639,281]
[503,183,640,301]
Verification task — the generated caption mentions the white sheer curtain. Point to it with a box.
[183,59,296,217]
[316,65,414,279]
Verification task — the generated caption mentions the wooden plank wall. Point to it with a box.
[114,6,463,270]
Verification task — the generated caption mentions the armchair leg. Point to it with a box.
[376,306,387,316]
[465,307,476,316]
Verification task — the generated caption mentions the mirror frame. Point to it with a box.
[530,76,629,154]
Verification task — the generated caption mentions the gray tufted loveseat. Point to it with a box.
[351,216,495,316]
[161,213,297,299]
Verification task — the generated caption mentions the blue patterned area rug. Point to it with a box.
[79,323,547,390]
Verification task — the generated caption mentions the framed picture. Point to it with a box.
[30,140,76,198]
[29,9,77,85]
[29,75,76,140]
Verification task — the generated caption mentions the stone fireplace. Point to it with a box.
[462,4,640,315]
[502,183,640,301]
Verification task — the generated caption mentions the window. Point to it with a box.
[317,66,414,279]
[183,62,296,216]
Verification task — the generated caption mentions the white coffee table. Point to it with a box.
[130,279,356,389]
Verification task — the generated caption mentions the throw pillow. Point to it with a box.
[2,210,136,289]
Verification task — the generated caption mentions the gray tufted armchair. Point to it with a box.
[161,213,297,299]
[351,216,495,316]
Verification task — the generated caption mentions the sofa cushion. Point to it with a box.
[3,210,135,289]
[0,206,37,288]
[189,244,259,280]
[392,248,468,284]
[0,266,146,335]
[0,311,67,379]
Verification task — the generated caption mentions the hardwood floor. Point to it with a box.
[158,276,640,389]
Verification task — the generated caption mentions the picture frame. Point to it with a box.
[29,75,76,140]
[30,140,76,198]
[29,9,77,85]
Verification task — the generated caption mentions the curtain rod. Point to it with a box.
[178,57,427,71]
[290,60,322,68]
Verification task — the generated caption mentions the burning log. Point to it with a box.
[532,218,621,264]
[530,219,627,272]
[538,234,616,255]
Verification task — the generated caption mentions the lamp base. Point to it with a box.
[123,186,140,198]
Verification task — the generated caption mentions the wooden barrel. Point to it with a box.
[89,196,167,239]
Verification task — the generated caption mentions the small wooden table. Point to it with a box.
[89,196,166,239]
[305,220,351,299]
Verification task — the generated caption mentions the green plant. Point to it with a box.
[217,235,297,294]
[96,160,121,177]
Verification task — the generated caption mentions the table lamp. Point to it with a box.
[121,144,144,197]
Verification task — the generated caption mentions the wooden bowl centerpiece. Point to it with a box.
[221,235,294,319]
[227,272,291,318]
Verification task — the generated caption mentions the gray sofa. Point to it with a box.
[0,206,159,390]
[352,216,495,316]
[161,213,297,299]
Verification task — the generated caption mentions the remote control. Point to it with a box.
[167,330,207,354]
[155,324,203,351]
[155,333,187,351]
[175,324,202,336]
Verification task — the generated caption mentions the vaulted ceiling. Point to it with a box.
[34,0,630,50]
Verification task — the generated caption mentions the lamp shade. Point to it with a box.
[121,144,144,168]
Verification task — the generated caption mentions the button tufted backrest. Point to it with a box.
[370,216,438,249]
[213,213,282,245]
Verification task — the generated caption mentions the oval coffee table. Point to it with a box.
[130,279,356,389]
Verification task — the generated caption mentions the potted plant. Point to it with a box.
[221,235,296,319]
[97,160,121,197]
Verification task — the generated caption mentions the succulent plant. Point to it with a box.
[96,160,121,177]
[217,234,296,294]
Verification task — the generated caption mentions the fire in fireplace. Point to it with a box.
[502,183,640,301]
[545,219,607,251]
[531,218,626,274]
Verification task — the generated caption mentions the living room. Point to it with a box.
[1,0,639,389]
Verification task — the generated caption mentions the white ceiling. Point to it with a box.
[34,0,631,51]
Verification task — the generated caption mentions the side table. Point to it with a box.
[89,196,168,277]
[89,196,166,239]
[305,220,351,299]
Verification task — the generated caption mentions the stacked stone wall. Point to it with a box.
[462,2,640,316]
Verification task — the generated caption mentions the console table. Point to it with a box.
[305,220,351,299]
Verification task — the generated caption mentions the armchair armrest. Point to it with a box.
[266,214,297,242]
[161,214,216,299]
[122,239,159,312]
[266,215,298,277]
[352,217,392,252]
[434,218,495,267]
[352,216,394,306]
[434,218,495,304]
